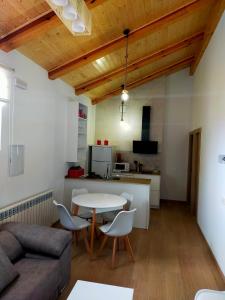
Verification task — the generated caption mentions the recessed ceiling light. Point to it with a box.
[95,57,106,66]
[62,4,78,20]
[51,0,68,6]
[72,18,85,33]
[47,0,91,36]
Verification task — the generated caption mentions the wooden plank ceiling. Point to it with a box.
[0,0,224,104]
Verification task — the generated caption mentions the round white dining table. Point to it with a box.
[72,193,127,256]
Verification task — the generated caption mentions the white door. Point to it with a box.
[92,161,108,178]
[104,147,112,162]
[92,147,112,162]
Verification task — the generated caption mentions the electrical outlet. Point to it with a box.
[218,155,225,164]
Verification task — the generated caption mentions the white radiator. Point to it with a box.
[0,190,58,226]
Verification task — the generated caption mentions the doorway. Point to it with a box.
[187,128,201,216]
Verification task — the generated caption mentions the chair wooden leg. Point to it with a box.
[90,208,96,256]
[75,231,80,245]
[112,237,117,269]
[81,228,91,255]
[95,226,100,240]
[98,235,108,256]
[125,236,135,262]
[123,237,126,250]
[117,238,120,251]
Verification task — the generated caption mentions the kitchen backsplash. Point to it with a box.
[116,151,161,172]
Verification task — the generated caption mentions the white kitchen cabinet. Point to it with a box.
[65,178,150,229]
[150,190,160,208]
[112,172,161,208]
[66,101,88,163]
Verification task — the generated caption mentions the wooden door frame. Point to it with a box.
[186,128,201,216]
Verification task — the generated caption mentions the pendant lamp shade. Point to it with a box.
[121,89,129,101]
[121,29,130,102]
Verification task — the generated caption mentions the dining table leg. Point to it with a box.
[90,208,96,257]
[73,205,80,245]
[73,204,79,216]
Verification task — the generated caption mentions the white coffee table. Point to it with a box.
[67,280,134,300]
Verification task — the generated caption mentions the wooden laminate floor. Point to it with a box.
[59,202,225,300]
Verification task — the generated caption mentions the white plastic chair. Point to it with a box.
[195,290,225,300]
[71,188,93,220]
[102,192,134,223]
[98,209,136,268]
[53,200,91,254]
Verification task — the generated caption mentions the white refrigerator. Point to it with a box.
[91,146,114,178]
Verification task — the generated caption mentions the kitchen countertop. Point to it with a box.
[128,170,161,175]
[65,176,151,185]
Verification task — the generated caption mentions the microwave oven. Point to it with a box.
[114,162,130,173]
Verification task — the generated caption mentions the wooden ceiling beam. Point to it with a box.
[0,10,58,52]
[75,31,204,95]
[190,0,225,74]
[92,56,194,105]
[0,0,106,52]
[49,0,211,79]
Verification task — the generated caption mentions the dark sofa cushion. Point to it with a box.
[2,223,72,257]
[0,246,19,293]
[0,258,60,300]
[0,231,24,262]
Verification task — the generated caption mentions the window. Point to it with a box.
[0,65,11,150]
[0,66,11,102]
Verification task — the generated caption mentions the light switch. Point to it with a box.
[218,155,225,164]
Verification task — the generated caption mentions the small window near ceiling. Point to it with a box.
[0,66,11,101]
[0,66,11,150]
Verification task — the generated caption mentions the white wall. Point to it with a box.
[192,13,225,275]
[0,50,94,208]
[95,77,166,152]
[161,69,193,201]
[95,70,193,201]
[95,78,165,173]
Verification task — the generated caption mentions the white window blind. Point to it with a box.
[0,65,11,102]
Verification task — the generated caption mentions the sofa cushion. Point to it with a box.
[2,223,72,258]
[0,231,24,262]
[0,246,19,293]
[0,258,60,300]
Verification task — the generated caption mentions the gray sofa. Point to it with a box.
[0,222,72,300]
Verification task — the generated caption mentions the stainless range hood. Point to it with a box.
[133,106,158,154]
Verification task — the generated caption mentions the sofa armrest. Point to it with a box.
[1,223,72,258]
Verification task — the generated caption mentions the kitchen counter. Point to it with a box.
[115,177,151,185]
[65,176,151,185]
[112,172,161,209]
[64,177,151,229]
[129,170,161,175]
